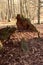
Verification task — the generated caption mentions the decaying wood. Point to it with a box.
[16,14,38,32]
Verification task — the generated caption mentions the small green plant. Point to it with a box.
[21,38,28,52]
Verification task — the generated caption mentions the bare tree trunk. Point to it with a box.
[24,0,28,18]
[12,0,15,17]
[1,11,3,20]
[10,0,12,18]
[8,0,10,22]
[38,0,40,24]
[20,0,23,16]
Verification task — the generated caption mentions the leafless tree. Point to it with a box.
[7,0,11,22]
[38,0,40,24]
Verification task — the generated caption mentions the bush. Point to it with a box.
[0,27,16,41]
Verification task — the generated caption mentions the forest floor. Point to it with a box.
[0,23,43,65]
[0,19,17,29]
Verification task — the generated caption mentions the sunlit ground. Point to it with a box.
[0,19,17,29]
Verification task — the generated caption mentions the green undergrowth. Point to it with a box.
[0,26,16,41]
[20,38,29,52]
